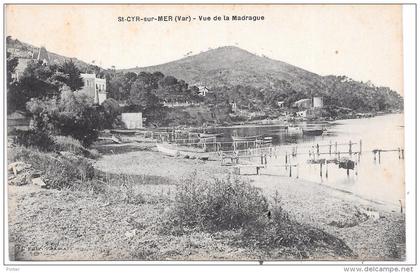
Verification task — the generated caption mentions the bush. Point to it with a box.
[53,135,84,154]
[53,135,100,158]
[170,174,269,231]
[239,196,354,258]
[26,89,108,147]
[13,129,55,152]
[9,146,94,190]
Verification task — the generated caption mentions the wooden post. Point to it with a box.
[347,168,350,176]
[264,154,267,165]
[373,151,377,162]
[338,151,340,161]
[398,148,401,159]
[296,164,299,179]
[349,140,352,155]
[285,152,288,164]
[402,149,405,159]
[320,162,323,178]
[359,140,362,154]
[326,163,328,178]
[378,150,381,164]
[329,141,332,155]
[317,144,320,156]
[399,200,403,214]
[335,142,338,155]
[261,155,264,165]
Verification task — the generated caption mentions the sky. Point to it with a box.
[5,4,403,94]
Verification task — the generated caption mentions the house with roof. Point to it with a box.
[198,86,210,96]
[80,73,107,104]
[36,46,50,65]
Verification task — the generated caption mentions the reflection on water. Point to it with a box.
[206,114,405,206]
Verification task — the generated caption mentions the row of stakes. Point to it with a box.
[250,140,405,178]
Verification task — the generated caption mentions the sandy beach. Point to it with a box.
[8,144,405,261]
[93,145,406,260]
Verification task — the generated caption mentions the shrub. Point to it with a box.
[13,129,55,152]
[26,88,108,147]
[240,197,354,258]
[53,135,84,154]
[170,174,269,231]
[9,146,94,190]
[53,135,100,158]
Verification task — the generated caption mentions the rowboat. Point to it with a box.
[302,129,324,136]
[286,125,301,133]
[231,135,259,142]
[156,142,209,160]
[199,133,223,138]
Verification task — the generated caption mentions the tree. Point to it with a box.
[6,52,18,86]
[26,86,107,146]
[58,60,84,91]
[101,98,121,128]
[128,78,166,126]
[6,52,20,113]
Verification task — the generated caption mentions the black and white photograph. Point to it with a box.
[1,2,418,271]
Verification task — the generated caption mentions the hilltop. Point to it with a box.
[121,46,323,91]
[122,46,403,113]
[6,37,92,74]
[7,38,403,121]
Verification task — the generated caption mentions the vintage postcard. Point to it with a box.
[2,3,416,268]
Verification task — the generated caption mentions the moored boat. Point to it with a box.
[231,135,259,142]
[156,142,209,160]
[302,129,324,136]
[199,133,223,138]
[286,125,301,133]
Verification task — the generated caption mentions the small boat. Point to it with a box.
[231,135,260,142]
[302,129,324,136]
[156,142,209,160]
[338,159,355,170]
[199,133,223,138]
[256,137,273,145]
[286,125,301,133]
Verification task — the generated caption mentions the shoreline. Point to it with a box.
[8,145,405,261]
[94,145,402,211]
[94,148,405,260]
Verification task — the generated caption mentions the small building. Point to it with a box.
[292,98,312,109]
[230,102,237,112]
[121,112,143,129]
[296,110,308,118]
[277,101,285,108]
[313,97,324,108]
[80,73,107,104]
[198,86,210,96]
[37,46,50,65]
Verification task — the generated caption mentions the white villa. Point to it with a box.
[80,73,107,104]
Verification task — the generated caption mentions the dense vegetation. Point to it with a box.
[125,46,403,113]
[7,38,403,137]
